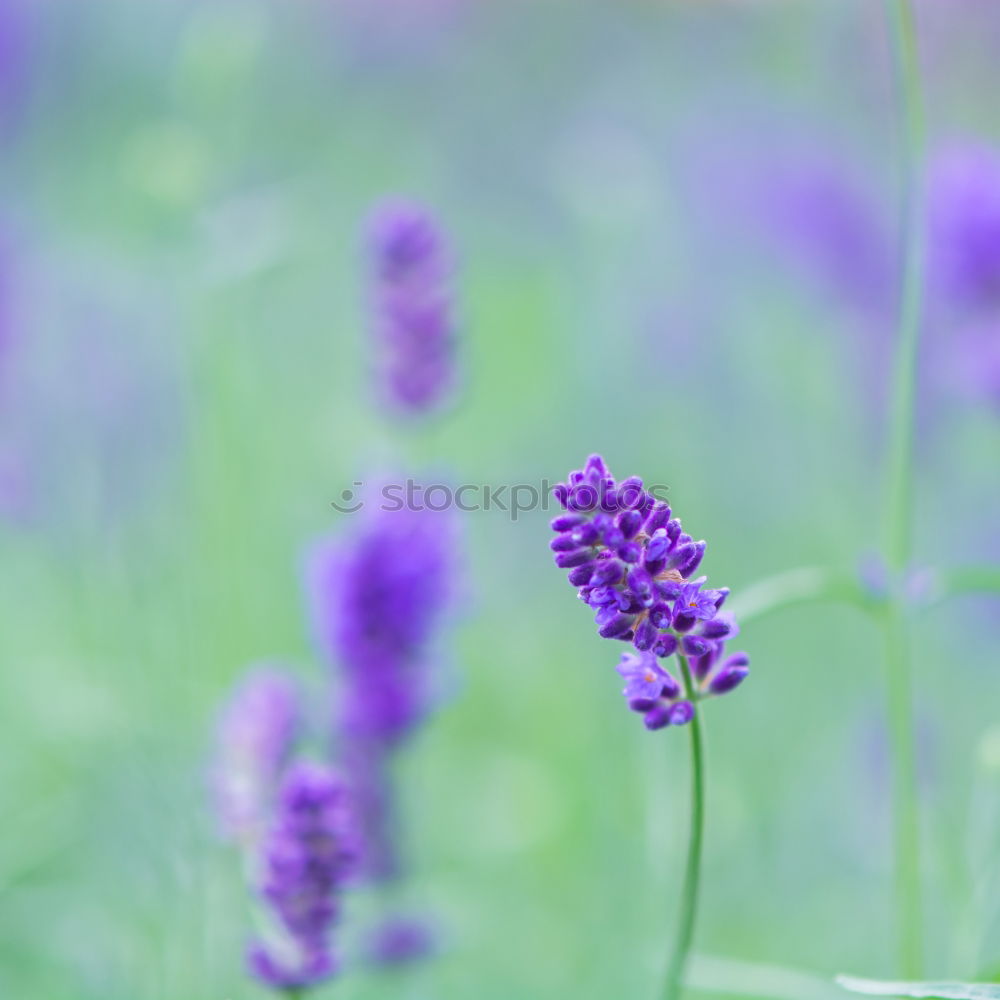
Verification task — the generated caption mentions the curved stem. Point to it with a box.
[882,0,926,978]
[664,655,705,1000]
[729,567,872,626]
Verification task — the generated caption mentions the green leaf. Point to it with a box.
[687,955,845,1000]
[728,567,871,625]
[836,975,1000,1000]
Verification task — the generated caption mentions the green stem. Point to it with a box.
[884,604,923,977]
[883,0,925,572]
[664,655,705,1000]
[882,0,926,978]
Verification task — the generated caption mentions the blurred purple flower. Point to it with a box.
[550,455,749,731]
[307,502,453,883]
[249,760,357,992]
[759,153,894,319]
[307,504,453,747]
[928,145,1000,314]
[367,916,436,969]
[925,145,1000,406]
[211,668,300,843]
[367,200,457,416]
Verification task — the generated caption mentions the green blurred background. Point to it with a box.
[2,1,999,997]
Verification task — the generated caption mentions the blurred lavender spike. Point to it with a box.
[928,145,1000,315]
[306,502,453,748]
[306,501,453,881]
[211,667,300,843]
[249,760,357,992]
[367,199,458,416]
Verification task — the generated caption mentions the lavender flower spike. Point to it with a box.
[249,761,357,993]
[212,668,300,842]
[306,502,453,879]
[307,504,452,747]
[367,199,457,415]
[551,455,749,730]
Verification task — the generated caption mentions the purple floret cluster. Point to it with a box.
[551,455,749,730]
[249,761,357,991]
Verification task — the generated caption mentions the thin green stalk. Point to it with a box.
[884,603,923,977]
[882,0,926,977]
[884,0,925,571]
[663,655,706,1000]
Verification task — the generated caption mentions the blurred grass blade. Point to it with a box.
[728,568,870,625]
[837,975,1000,999]
[687,954,844,1000]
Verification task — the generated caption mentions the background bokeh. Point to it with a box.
[2,1,999,997]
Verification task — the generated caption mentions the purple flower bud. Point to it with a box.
[572,522,600,546]
[589,559,624,587]
[567,562,597,586]
[617,541,642,564]
[553,483,570,507]
[550,533,581,553]
[599,613,636,638]
[601,526,626,547]
[682,635,711,657]
[643,502,672,535]
[645,529,672,563]
[667,701,695,726]
[672,611,696,633]
[627,566,654,600]
[643,704,674,730]
[652,632,679,658]
[659,670,682,699]
[709,659,750,695]
[700,613,737,640]
[706,587,730,610]
[616,476,646,510]
[555,548,594,569]
[675,540,706,578]
[584,454,608,477]
[587,586,619,608]
[633,619,657,652]
[655,579,684,601]
[567,485,600,512]
[649,603,673,629]
[617,509,643,540]
[690,644,722,681]
[629,696,657,713]
[551,513,587,532]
